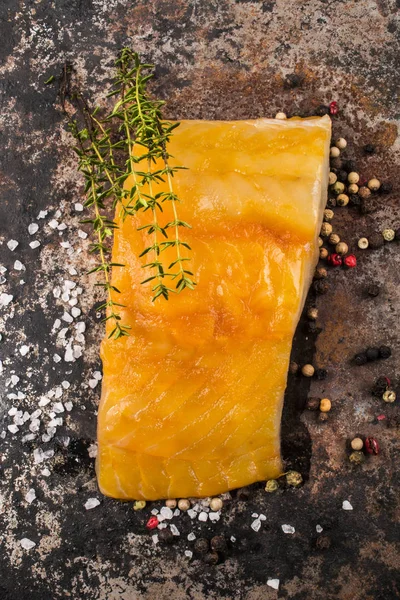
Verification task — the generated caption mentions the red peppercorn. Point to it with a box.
[327,253,342,266]
[329,101,338,115]
[377,414,386,421]
[365,437,380,455]
[146,516,159,530]
[343,255,357,268]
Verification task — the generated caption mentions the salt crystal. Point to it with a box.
[259,514,267,521]
[69,298,78,306]
[316,525,323,533]
[29,420,40,433]
[57,223,67,230]
[7,240,19,251]
[28,223,39,235]
[18,392,26,400]
[60,241,70,249]
[0,293,13,307]
[151,508,159,515]
[19,345,29,356]
[38,210,48,219]
[342,500,353,511]
[74,203,84,211]
[22,411,30,422]
[62,311,73,323]
[88,443,98,458]
[230,536,236,542]
[157,523,167,530]
[160,506,174,520]
[41,468,50,477]
[30,409,42,419]
[64,280,76,290]
[170,524,180,536]
[55,210,61,218]
[251,518,261,532]
[281,524,295,534]
[38,396,51,407]
[53,354,62,363]
[267,579,280,591]
[187,532,196,541]
[61,292,70,302]
[151,534,159,544]
[93,371,102,381]
[173,508,180,517]
[14,260,25,271]
[209,512,220,522]
[22,433,36,442]
[84,498,100,510]
[49,219,59,229]
[88,379,98,389]
[11,375,19,386]
[64,346,75,362]
[187,509,197,519]
[75,333,85,343]
[71,307,81,318]
[8,407,17,416]
[73,345,82,359]
[198,511,208,522]
[78,230,88,239]
[61,380,70,389]
[184,550,193,559]
[251,513,258,518]
[33,448,54,464]
[64,401,73,412]
[29,241,41,249]
[20,538,36,550]
[8,424,19,434]
[26,489,36,504]
[68,267,78,275]
[53,287,61,298]
[157,514,166,523]
[41,434,51,443]
[53,402,64,413]
[54,387,63,398]
[76,322,86,333]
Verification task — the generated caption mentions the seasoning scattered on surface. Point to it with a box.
[281,524,295,534]
[84,498,101,510]
[342,500,353,511]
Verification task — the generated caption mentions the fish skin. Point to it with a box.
[97,116,331,500]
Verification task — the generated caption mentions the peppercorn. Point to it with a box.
[236,487,250,500]
[349,194,361,206]
[336,194,349,207]
[349,450,365,464]
[337,170,348,183]
[146,516,159,530]
[313,280,329,294]
[368,232,384,249]
[320,247,329,259]
[343,159,356,173]
[314,267,327,279]
[194,538,210,554]
[329,101,338,115]
[348,172,360,184]
[367,283,380,297]
[332,181,345,195]
[383,390,396,403]
[351,437,364,451]
[368,178,381,191]
[320,222,333,237]
[275,111,287,120]
[382,228,395,242]
[301,364,315,377]
[307,307,318,320]
[286,470,303,487]
[395,228,400,241]
[365,437,380,455]
[306,397,320,411]
[319,398,331,412]
[335,242,348,255]
[324,209,334,221]
[178,498,191,511]
[364,143,375,154]
[329,233,340,245]
[316,535,331,550]
[204,551,219,565]
[165,499,177,509]
[330,147,340,158]
[318,236,324,247]
[379,345,391,359]
[327,253,342,267]
[358,237,369,250]
[358,186,371,199]
[372,376,390,396]
[335,138,347,150]
[265,479,279,492]
[354,352,368,366]
[316,104,330,116]
[330,157,343,170]
[366,347,380,361]
[343,255,357,268]
[210,497,223,511]
[348,183,359,195]
[133,500,146,511]
[360,198,378,215]
[328,172,337,185]
[210,535,227,553]
[289,361,299,375]
[380,181,393,194]
[284,73,303,88]
[318,412,329,423]
[158,528,175,544]
[315,368,328,380]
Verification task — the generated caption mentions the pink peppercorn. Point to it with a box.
[365,437,380,455]
[146,516,159,530]
[327,253,342,266]
[344,254,357,268]
[329,101,338,115]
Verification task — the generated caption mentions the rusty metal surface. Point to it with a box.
[0,1,399,599]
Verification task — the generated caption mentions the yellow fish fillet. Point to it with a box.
[97,116,331,500]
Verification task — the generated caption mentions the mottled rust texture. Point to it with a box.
[0,1,399,599]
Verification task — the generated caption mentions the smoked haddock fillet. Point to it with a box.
[97,116,331,500]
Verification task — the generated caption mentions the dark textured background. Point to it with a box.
[0,1,399,599]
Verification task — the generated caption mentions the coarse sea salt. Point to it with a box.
[0,293,13,307]
[53,354,62,363]
[33,448,54,464]
[7,240,19,251]
[187,532,196,541]
[160,506,174,520]
[19,345,29,356]
[14,260,25,271]
[41,468,50,477]
[26,489,36,504]
[267,579,280,591]
[151,534,159,545]
[251,518,261,532]
[74,203,84,211]
[316,524,323,533]
[28,223,39,235]
[93,371,102,380]
[61,380,70,389]
[170,524,180,536]
[20,538,36,550]
[187,509,197,519]
[8,424,19,434]
[71,307,81,318]
[84,498,101,510]
[198,512,208,522]
[281,524,295,534]
[184,550,193,559]
[78,230,88,239]
[342,500,353,511]
[65,401,73,412]
[88,379,98,389]
[38,210,48,219]
[49,219,59,229]
[209,512,220,522]
[29,241,41,249]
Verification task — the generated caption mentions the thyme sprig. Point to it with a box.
[66,49,196,338]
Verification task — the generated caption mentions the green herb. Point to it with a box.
[45,75,55,84]
[66,49,196,338]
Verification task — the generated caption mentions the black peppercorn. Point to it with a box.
[194,538,210,554]
[367,284,380,297]
[315,534,331,550]
[337,170,348,183]
[330,157,343,170]
[366,347,380,361]
[210,536,227,553]
[158,528,175,544]
[354,352,368,366]
[342,159,356,173]
[364,144,375,154]
[316,104,330,116]
[379,345,391,359]
[372,376,390,396]
[313,280,329,295]
[285,73,303,88]
[360,198,378,215]
[236,487,250,501]
[315,368,328,380]
[204,551,219,565]
[368,232,384,249]
[380,182,393,194]
[349,194,361,206]
[306,397,320,411]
